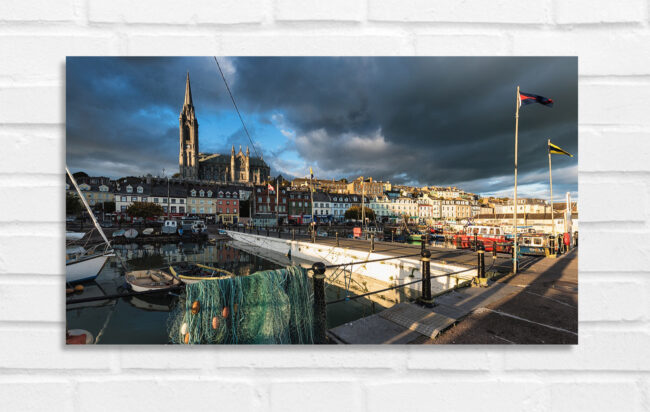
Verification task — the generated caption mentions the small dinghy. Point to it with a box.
[142,228,154,235]
[66,329,94,344]
[170,263,235,285]
[112,229,125,237]
[66,231,86,241]
[124,228,138,239]
[125,269,181,292]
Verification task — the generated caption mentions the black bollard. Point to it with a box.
[312,262,327,344]
[336,231,339,247]
[278,227,281,238]
[419,250,433,307]
[492,241,498,259]
[312,230,316,243]
[370,234,375,252]
[391,231,394,243]
[473,233,478,252]
[478,250,485,279]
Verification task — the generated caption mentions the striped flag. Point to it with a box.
[268,183,275,191]
[548,141,573,157]
[519,91,554,108]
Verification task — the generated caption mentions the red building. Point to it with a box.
[253,184,289,226]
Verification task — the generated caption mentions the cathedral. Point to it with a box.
[178,73,270,184]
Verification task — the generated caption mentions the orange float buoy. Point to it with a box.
[184,333,189,344]
[212,316,219,329]
[222,306,230,318]
[191,300,200,315]
[74,285,84,292]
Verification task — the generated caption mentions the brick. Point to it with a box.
[0,86,62,124]
[76,379,257,412]
[0,236,63,275]
[580,278,646,321]
[88,0,266,24]
[415,34,509,55]
[0,35,117,83]
[3,0,76,21]
[0,327,111,369]
[275,0,365,21]
[580,129,650,172]
[0,186,61,222]
[504,329,650,370]
[0,281,62,322]
[580,83,650,126]
[218,34,414,55]
[0,381,73,412]
[126,34,218,55]
[580,232,649,272]
[120,348,217,370]
[270,382,362,412]
[555,0,645,24]
[407,346,500,370]
[366,381,548,412]
[368,0,550,23]
[0,126,62,174]
[215,347,404,369]
[548,382,643,411]
[579,180,646,222]
[513,32,650,76]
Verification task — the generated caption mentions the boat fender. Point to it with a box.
[74,284,84,292]
[180,322,188,335]
[191,300,200,315]
[222,306,230,318]
[212,316,219,330]
[184,333,190,344]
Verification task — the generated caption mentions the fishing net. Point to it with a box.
[168,265,315,344]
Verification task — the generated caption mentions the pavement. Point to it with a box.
[328,247,578,344]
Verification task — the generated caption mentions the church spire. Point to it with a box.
[184,71,193,106]
[231,145,235,155]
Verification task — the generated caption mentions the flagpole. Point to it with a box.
[310,170,314,225]
[548,138,555,239]
[276,177,279,226]
[513,86,520,274]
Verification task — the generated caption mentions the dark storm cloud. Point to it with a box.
[231,57,577,193]
[67,57,577,197]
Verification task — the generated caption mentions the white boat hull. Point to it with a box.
[66,254,112,283]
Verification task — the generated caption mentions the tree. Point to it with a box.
[344,206,375,221]
[172,172,180,178]
[66,192,83,216]
[100,201,116,214]
[126,202,164,220]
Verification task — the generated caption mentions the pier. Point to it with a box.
[222,226,574,344]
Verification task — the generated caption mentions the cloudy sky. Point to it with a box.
[66,57,577,200]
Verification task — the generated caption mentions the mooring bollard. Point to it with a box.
[312,230,316,243]
[420,250,433,307]
[478,250,485,279]
[292,229,295,241]
[312,262,327,344]
[336,231,339,247]
[266,228,269,237]
[370,234,375,252]
[473,233,478,252]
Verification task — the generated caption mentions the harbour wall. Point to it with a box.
[226,230,476,306]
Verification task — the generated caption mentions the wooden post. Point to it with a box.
[312,262,327,344]
[513,85,520,274]
[548,138,555,239]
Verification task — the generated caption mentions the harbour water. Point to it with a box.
[66,240,383,344]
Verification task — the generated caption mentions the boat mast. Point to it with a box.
[66,166,111,247]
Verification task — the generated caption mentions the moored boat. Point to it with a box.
[124,228,138,239]
[142,228,154,235]
[125,269,181,292]
[170,263,235,284]
[112,229,125,237]
[66,329,94,344]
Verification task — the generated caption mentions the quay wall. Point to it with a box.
[226,230,476,300]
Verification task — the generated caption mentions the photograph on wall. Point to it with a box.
[65,56,577,345]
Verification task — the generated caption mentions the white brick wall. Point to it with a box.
[1,0,648,410]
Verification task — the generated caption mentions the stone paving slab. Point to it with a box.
[328,314,426,344]
[378,302,457,339]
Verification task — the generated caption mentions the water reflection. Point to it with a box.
[67,240,383,344]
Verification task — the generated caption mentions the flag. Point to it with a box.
[268,183,275,191]
[309,167,314,179]
[548,141,573,157]
[519,91,554,108]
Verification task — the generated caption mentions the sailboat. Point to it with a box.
[66,167,115,283]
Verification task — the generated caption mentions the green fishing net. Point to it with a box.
[168,265,315,344]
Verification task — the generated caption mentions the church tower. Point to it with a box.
[179,72,199,179]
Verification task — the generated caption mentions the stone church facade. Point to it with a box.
[178,73,270,184]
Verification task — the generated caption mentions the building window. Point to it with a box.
[137,186,143,194]
[226,208,229,213]
[171,206,176,213]
[233,201,237,205]
[121,206,126,211]
[191,208,196,213]
[180,199,184,204]
[191,190,196,197]
[131,197,137,202]
[207,190,212,197]
[200,208,204,213]
[179,207,185,213]
[200,190,204,197]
